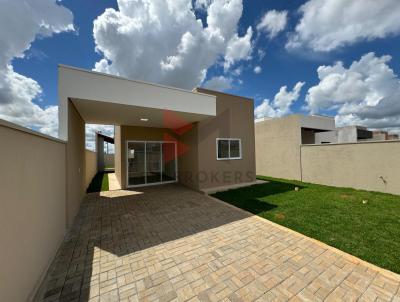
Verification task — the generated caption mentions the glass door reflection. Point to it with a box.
[127,142,146,186]
[146,142,162,184]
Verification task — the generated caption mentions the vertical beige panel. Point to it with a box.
[114,125,122,185]
[85,150,97,189]
[177,123,199,190]
[66,100,85,227]
[0,121,66,302]
[255,115,302,180]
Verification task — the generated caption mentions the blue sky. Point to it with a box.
[2,0,400,144]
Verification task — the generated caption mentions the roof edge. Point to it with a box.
[58,64,216,100]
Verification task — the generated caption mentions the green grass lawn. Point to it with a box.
[212,176,400,274]
[86,172,109,193]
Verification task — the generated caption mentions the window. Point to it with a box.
[216,138,242,160]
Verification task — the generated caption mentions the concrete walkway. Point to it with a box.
[108,173,121,191]
[37,184,400,301]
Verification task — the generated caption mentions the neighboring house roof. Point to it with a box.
[96,132,114,144]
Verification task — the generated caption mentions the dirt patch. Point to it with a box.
[275,213,285,220]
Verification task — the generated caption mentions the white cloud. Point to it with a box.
[93,0,252,90]
[257,49,266,60]
[254,81,305,118]
[257,10,288,39]
[0,0,74,137]
[253,66,262,74]
[306,52,400,132]
[223,27,253,70]
[202,76,233,91]
[287,0,400,52]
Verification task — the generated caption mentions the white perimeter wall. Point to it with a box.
[0,120,67,302]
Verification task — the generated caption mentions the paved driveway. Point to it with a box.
[37,184,400,302]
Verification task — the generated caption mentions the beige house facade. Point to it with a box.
[59,65,256,203]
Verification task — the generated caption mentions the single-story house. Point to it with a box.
[59,65,256,222]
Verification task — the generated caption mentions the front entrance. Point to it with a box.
[126,141,177,187]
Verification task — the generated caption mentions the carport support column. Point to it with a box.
[96,133,105,172]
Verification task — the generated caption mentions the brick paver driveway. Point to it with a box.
[37,184,400,302]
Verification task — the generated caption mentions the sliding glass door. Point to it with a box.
[146,142,162,184]
[127,142,146,186]
[127,141,177,187]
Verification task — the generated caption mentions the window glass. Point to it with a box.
[217,139,229,159]
[230,140,240,158]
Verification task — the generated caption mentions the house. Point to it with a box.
[254,114,335,180]
[59,64,256,222]
[315,125,373,144]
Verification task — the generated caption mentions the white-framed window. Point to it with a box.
[216,138,242,160]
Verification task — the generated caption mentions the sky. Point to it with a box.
[1,0,400,150]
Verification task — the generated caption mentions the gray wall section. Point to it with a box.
[0,120,66,302]
[66,100,86,228]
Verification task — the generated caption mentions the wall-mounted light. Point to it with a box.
[140,118,149,122]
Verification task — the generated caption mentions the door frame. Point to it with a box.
[126,140,178,188]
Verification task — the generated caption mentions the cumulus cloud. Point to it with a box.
[253,66,262,74]
[257,10,288,39]
[306,52,400,132]
[223,27,253,70]
[202,76,233,91]
[0,0,74,137]
[287,0,400,52]
[254,82,305,118]
[93,0,252,90]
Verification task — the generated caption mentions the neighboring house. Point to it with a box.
[95,132,115,171]
[59,65,256,210]
[255,114,400,195]
[315,126,375,144]
[254,114,335,180]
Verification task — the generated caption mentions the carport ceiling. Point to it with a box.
[71,98,212,129]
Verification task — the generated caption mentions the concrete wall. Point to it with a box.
[66,100,86,227]
[301,141,400,195]
[85,150,97,190]
[195,88,256,190]
[114,126,122,185]
[96,134,105,171]
[315,131,338,144]
[104,153,114,168]
[0,120,66,302]
[337,126,358,143]
[177,123,199,190]
[255,115,302,180]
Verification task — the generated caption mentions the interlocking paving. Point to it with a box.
[37,184,400,302]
